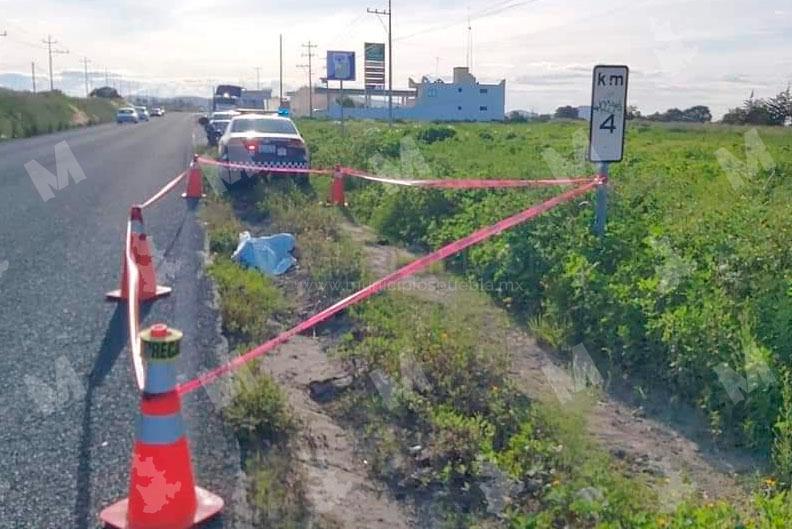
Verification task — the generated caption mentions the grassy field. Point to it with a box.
[0,88,122,139]
[297,118,792,464]
[200,119,792,527]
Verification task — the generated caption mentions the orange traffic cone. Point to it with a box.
[99,324,224,529]
[182,155,206,199]
[329,165,347,206]
[107,207,172,302]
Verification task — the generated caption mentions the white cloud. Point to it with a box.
[0,0,789,117]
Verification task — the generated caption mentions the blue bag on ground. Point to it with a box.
[231,231,297,276]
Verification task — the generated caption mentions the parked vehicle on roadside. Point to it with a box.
[134,106,150,122]
[116,107,139,124]
[199,110,239,146]
[217,113,310,188]
[150,107,165,117]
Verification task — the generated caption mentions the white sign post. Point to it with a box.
[588,65,629,235]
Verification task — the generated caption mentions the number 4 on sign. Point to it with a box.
[599,114,616,133]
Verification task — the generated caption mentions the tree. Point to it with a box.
[766,87,791,125]
[626,105,641,120]
[682,105,712,123]
[554,105,580,120]
[89,86,120,99]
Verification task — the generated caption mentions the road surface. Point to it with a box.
[0,114,243,529]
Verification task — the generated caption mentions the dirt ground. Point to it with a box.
[254,214,762,529]
[339,220,762,509]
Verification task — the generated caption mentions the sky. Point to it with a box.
[0,0,789,117]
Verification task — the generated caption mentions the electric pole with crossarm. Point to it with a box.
[367,0,392,125]
[299,41,318,118]
[42,35,68,91]
[82,57,91,97]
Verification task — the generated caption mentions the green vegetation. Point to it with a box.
[298,118,792,452]
[0,88,121,139]
[292,118,792,525]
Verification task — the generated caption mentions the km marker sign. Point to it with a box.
[589,65,629,163]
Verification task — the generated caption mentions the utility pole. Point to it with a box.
[279,34,283,106]
[82,57,91,97]
[367,0,392,125]
[254,66,261,90]
[105,67,109,87]
[299,40,317,118]
[42,35,68,91]
[31,62,36,93]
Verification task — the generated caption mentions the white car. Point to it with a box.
[134,106,150,122]
[217,114,309,187]
[116,107,139,124]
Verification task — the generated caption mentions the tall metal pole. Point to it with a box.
[388,0,392,125]
[368,2,393,125]
[31,62,37,93]
[279,34,283,106]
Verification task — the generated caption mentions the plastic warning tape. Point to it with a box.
[124,220,145,391]
[139,171,187,209]
[341,167,595,189]
[175,179,600,395]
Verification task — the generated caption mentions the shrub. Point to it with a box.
[225,370,294,444]
[416,125,457,144]
[208,257,286,341]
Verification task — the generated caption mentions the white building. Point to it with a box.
[325,67,505,122]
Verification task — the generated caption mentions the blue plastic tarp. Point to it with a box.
[231,231,297,276]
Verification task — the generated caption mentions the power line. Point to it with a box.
[395,0,534,43]
[367,0,393,125]
[299,40,317,117]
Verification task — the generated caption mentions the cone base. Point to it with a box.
[106,285,172,302]
[99,486,224,529]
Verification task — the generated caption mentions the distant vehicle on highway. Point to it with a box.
[217,113,310,187]
[116,107,139,124]
[134,106,150,122]
[150,107,165,117]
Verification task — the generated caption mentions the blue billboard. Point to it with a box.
[326,51,356,82]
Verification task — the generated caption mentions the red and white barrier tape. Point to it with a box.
[341,167,595,189]
[124,220,145,390]
[176,179,599,395]
[139,171,187,209]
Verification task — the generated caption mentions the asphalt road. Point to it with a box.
[0,114,245,529]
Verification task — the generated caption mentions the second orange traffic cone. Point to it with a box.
[106,206,172,302]
[182,155,206,199]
